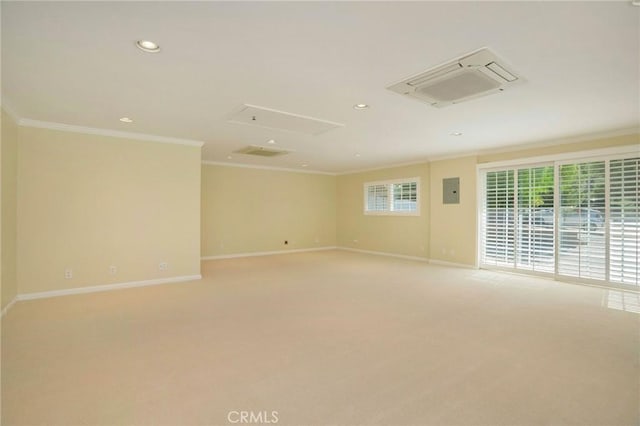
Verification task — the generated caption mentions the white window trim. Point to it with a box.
[363,177,421,216]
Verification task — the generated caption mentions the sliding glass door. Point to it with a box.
[480,153,639,290]
[483,170,515,267]
[517,166,555,273]
[609,157,639,285]
[558,161,606,280]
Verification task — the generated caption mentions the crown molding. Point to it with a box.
[336,158,429,176]
[18,118,205,147]
[201,160,336,176]
[427,126,639,162]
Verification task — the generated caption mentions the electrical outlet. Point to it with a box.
[159,262,168,271]
[109,265,117,275]
[64,268,73,279]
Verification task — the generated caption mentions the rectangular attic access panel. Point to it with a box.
[228,104,344,135]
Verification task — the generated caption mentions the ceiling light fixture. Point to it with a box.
[119,117,133,123]
[135,40,161,53]
[355,153,361,157]
[301,163,308,168]
[267,139,276,144]
[451,132,463,136]
[353,103,369,110]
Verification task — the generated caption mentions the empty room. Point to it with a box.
[1,1,639,425]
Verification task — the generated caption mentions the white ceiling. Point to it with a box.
[3,1,639,173]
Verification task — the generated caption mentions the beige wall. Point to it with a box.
[201,164,336,256]
[17,126,201,295]
[336,133,637,267]
[336,163,430,258]
[429,156,478,266]
[7,120,638,299]
[477,133,638,163]
[1,110,19,309]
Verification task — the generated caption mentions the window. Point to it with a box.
[479,151,639,290]
[364,178,420,215]
[610,157,639,285]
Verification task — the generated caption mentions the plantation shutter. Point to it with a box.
[609,157,639,286]
[516,166,555,273]
[481,170,515,266]
[558,161,606,280]
[366,184,388,212]
[392,182,417,212]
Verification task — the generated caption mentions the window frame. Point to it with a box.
[363,177,421,216]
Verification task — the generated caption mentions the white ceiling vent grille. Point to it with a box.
[387,48,524,108]
[234,145,292,157]
[228,104,344,135]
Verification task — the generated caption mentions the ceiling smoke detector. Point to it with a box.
[387,47,524,108]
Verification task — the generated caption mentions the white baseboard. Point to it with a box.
[338,247,429,262]
[1,297,18,317]
[338,247,477,269]
[201,246,337,260]
[16,274,202,301]
[428,258,477,269]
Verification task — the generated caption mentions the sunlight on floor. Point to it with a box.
[604,290,640,314]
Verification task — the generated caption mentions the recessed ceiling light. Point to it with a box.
[135,40,161,53]
[451,132,463,136]
[355,153,361,157]
[119,117,133,123]
[267,139,276,144]
[353,103,369,110]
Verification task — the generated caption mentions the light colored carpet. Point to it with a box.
[2,250,638,425]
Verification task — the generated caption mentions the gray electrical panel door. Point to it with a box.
[443,177,460,204]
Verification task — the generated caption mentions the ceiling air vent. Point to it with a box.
[386,48,524,108]
[234,145,291,157]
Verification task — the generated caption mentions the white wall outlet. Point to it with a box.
[109,265,117,275]
[64,268,73,279]
[159,262,168,271]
